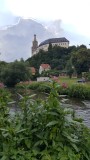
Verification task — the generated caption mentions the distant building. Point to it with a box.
[31,35,69,56]
[39,64,51,74]
[37,77,50,82]
[38,37,69,51]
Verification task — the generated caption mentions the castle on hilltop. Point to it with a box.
[31,34,69,56]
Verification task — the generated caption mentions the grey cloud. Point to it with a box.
[0,12,19,27]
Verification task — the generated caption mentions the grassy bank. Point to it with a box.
[16,79,90,100]
[59,76,90,86]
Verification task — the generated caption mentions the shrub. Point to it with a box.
[37,83,51,93]
[1,61,31,87]
[85,72,90,81]
[28,82,41,90]
[16,82,90,100]
[0,82,90,159]
[68,84,90,99]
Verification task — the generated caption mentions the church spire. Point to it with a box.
[31,34,38,56]
[34,34,36,41]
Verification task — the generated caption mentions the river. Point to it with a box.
[61,98,90,128]
[9,90,90,128]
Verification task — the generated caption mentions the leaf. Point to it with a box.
[25,139,31,148]
[46,121,58,127]
[63,132,79,143]
[16,128,27,134]
[0,128,8,132]
[1,156,7,160]
[44,140,48,147]
[28,94,36,98]
[42,154,52,160]
[15,124,22,132]
[71,143,79,152]
[34,140,43,147]
[31,128,38,133]
[47,111,59,116]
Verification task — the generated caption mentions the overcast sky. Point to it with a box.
[0,0,90,43]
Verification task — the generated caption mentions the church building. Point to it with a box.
[31,35,69,56]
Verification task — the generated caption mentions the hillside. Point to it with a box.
[27,46,76,70]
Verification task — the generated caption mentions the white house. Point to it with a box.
[39,64,51,74]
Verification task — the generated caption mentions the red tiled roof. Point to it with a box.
[40,64,51,69]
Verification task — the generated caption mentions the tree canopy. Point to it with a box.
[27,45,76,70]
[0,60,31,87]
[72,48,90,77]
[27,44,90,77]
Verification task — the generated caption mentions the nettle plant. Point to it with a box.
[0,83,90,160]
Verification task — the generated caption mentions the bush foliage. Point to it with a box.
[0,83,90,159]
[16,81,90,100]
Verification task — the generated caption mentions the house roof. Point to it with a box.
[39,37,69,47]
[40,64,51,69]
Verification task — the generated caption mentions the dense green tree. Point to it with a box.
[27,46,71,70]
[48,42,52,51]
[66,60,74,78]
[77,44,87,50]
[72,48,90,77]
[27,45,90,78]
[1,60,31,87]
[0,61,8,81]
[41,69,60,77]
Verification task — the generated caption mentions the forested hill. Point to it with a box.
[27,45,76,70]
[27,45,90,77]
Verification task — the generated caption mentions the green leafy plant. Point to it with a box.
[68,84,90,99]
[0,82,90,159]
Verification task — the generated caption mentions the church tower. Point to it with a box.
[31,34,38,56]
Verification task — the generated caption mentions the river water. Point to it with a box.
[61,98,90,128]
[9,90,90,128]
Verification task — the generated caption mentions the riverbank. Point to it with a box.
[16,81,90,100]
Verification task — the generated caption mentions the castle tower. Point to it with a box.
[31,34,38,56]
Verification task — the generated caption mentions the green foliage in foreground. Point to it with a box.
[0,83,90,159]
